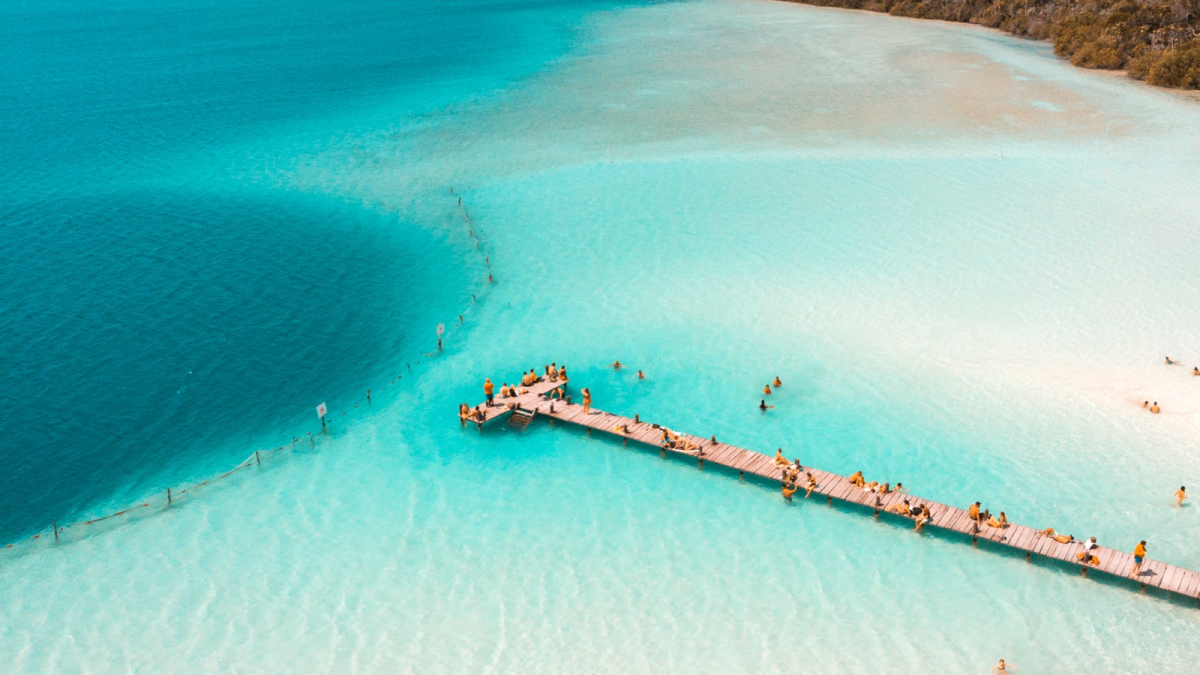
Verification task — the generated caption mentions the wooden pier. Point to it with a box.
[460,378,1200,602]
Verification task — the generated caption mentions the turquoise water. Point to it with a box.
[5,0,1200,672]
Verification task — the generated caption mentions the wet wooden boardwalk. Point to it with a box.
[461,380,1200,602]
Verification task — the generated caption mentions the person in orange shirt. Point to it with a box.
[484,378,495,406]
[1132,541,1148,577]
[1176,486,1187,506]
[763,384,772,395]
[773,377,782,387]
[781,482,797,501]
[1150,402,1161,414]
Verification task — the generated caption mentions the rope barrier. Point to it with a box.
[1,191,499,557]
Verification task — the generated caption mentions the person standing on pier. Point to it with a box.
[582,387,592,413]
[1132,540,1148,577]
[484,378,495,406]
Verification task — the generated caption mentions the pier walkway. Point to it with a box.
[460,379,1200,602]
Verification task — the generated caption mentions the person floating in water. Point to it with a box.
[612,360,622,370]
[759,400,774,411]
[1194,367,1199,376]
[637,370,645,380]
[1165,356,1175,365]
[763,384,772,395]
[1151,401,1161,414]
[1176,486,1187,506]
[773,376,782,387]
[1142,400,1150,409]
[781,482,797,501]
[990,658,1012,674]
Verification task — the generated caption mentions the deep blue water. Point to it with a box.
[0,0,623,540]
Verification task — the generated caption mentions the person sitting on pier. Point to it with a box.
[548,368,558,383]
[773,376,782,388]
[774,449,789,466]
[459,403,470,417]
[913,505,931,531]
[786,466,800,483]
[887,499,911,516]
[986,512,1008,529]
[968,502,982,524]
[848,471,865,488]
[470,406,486,422]
[521,370,535,386]
[759,400,774,411]
[863,480,879,493]
[805,473,818,498]
[1176,486,1187,506]
[782,482,797,501]
[558,365,568,380]
[1077,539,1101,566]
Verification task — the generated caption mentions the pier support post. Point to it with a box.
[255,451,261,466]
[739,470,744,481]
[167,488,172,506]
[53,522,58,542]
[827,495,832,505]
[698,458,703,470]
[1026,552,1031,561]
[634,414,639,424]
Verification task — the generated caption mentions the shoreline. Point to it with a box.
[772,0,1200,98]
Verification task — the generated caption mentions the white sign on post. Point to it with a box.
[316,402,327,419]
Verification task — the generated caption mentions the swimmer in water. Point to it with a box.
[782,482,797,501]
[637,370,645,379]
[1176,486,1187,506]
[763,384,772,395]
[1166,356,1175,365]
[1151,402,1161,414]
[1194,367,1199,376]
[759,400,773,411]
[773,376,782,387]
[1142,400,1149,408]
[990,658,1011,674]
[612,360,622,370]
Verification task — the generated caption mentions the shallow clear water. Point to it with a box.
[5,0,1200,673]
